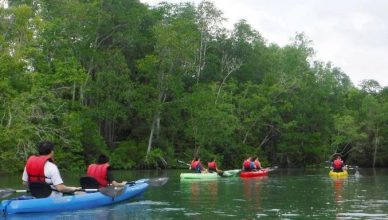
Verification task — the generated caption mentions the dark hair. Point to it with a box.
[193,156,199,161]
[250,157,257,161]
[38,141,54,155]
[97,154,109,164]
[210,157,215,162]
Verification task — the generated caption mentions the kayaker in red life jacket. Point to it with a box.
[331,155,347,172]
[87,154,127,188]
[207,158,222,174]
[22,141,81,197]
[253,156,262,170]
[242,157,256,172]
[190,156,207,173]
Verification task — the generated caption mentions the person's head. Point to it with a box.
[336,155,341,160]
[97,154,109,164]
[193,156,200,161]
[210,157,215,162]
[38,141,54,156]
[250,157,257,162]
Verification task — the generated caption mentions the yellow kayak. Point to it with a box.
[329,170,348,177]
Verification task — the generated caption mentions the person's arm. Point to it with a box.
[49,163,81,193]
[107,168,127,187]
[55,184,81,193]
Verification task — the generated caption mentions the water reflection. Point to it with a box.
[180,179,218,206]
[331,176,347,204]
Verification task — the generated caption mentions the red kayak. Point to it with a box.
[240,168,269,178]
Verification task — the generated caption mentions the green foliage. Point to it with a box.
[3,0,388,173]
[110,140,144,170]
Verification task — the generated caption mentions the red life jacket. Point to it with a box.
[243,160,251,169]
[191,161,200,170]
[86,163,110,187]
[333,159,343,169]
[26,155,51,182]
[208,161,216,170]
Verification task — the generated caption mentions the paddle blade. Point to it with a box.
[0,188,15,199]
[133,177,169,187]
[268,166,279,172]
[146,177,169,187]
[99,186,125,198]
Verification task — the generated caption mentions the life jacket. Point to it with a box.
[333,159,343,170]
[191,160,201,173]
[208,161,216,171]
[86,163,110,187]
[243,160,251,171]
[26,155,51,182]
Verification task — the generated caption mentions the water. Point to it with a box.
[1,169,388,219]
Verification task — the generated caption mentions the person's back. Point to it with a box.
[254,157,262,170]
[208,158,221,173]
[332,156,344,172]
[191,157,204,173]
[242,157,253,171]
[22,141,80,197]
[86,154,127,187]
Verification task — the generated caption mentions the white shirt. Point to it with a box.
[22,161,64,197]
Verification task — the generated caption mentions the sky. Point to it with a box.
[140,0,388,87]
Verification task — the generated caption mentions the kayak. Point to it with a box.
[329,170,348,177]
[180,172,218,180]
[1,179,148,215]
[240,168,269,178]
[222,169,241,177]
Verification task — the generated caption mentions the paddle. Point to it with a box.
[0,177,169,199]
[267,166,279,172]
[177,160,190,167]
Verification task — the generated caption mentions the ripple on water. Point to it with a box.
[129,200,170,206]
[337,213,388,218]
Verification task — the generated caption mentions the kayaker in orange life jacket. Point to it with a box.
[242,157,256,171]
[190,156,207,173]
[253,156,262,170]
[331,155,347,172]
[86,154,127,188]
[22,141,81,197]
[207,158,222,173]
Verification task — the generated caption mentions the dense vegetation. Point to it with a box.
[1,0,388,173]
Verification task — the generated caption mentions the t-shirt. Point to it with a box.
[22,161,64,197]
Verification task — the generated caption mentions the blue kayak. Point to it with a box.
[1,179,148,215]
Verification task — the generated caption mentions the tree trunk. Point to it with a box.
[372,127,379,168]
[146,117,156,160]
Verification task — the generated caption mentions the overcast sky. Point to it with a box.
[140,0,388,87]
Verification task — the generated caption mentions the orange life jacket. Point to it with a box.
[208,161,216,170]
[333,159,343,169]
[243,160,251,169]
[26,155,51,182]
[86,163,110,187]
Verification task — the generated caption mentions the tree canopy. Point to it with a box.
[1,0,388,173]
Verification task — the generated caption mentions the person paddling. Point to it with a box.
[331,155,347,172]
[22,141,81,197]
[253,156,262,170]
[190,156,207,173]
[242,157,256,172]
[207,158,222,174]
[86,154,127,188]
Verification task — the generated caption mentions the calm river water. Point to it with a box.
[1,168,388,219]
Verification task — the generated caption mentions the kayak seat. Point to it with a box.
[28,182,52,198]
[80,176,100,189]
